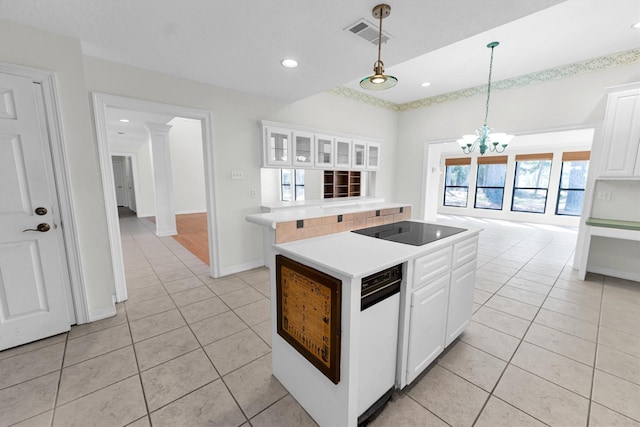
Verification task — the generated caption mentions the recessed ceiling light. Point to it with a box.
[421,82,431,87]
[633,21,640,29]
[119,119,130,123]
[117,132,125,135]
[281,58,298,68]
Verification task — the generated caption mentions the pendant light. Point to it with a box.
[458,41,513,155]
[360,4,397,90]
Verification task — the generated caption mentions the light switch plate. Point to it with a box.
[231,170,244,180]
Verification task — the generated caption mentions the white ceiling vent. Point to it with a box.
[345,18,391,45]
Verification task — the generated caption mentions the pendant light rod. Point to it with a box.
[360,4,397,91]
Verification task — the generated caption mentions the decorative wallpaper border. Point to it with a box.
[329,48,640,113]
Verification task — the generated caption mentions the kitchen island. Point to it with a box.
[268,220,481,426]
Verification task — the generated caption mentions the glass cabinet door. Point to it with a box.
[264,127,291,167]
[292,131,314,167]
[315,134,334,168]
[366,142,381,170]
[335,138,351,169]
[352,141,366,169]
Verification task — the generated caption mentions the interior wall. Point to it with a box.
[168,117,206,214]
[396,63,640,218]
[266,92,398,202]
[82,57,398,273]
[0,19,115,316]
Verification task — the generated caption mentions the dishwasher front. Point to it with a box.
[357,263,402,425]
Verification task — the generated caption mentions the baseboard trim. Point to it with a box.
[175,209,207,215]
[587,266,640,282]
[88,304,117,322]
[156,229,178,237]
[219,260,265,277]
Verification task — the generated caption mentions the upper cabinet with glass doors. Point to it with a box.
[260,121,381,171]
[263,125,291,167]
[366,142,381,171]
[315,134,334,168]
[292,131,314,168]
[334,138,351,169]
[352,141,367,169]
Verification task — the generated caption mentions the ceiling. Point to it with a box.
[1,0,638,105]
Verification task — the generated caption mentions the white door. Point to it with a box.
[125,157,137,213]
[112,157,126,206]
[0,72,71,350]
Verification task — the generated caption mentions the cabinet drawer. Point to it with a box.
[413,246,452,289]
[453,236,478,269]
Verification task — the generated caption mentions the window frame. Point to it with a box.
[443,158,471,208]
[510,153,553,214]
[555,151,590,216]
[474,156,507,210]
[281,169,305,202]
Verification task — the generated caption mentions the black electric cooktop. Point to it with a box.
[352,221,467,246]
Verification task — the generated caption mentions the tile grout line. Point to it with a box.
[585,273,606,427]
[469,241,572,426]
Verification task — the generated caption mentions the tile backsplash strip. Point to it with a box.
[275,206,412,244]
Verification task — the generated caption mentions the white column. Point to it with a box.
[146,123,177,237]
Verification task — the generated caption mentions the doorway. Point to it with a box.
[92,93,220,302]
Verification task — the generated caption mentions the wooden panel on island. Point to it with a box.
[276,255,341,384]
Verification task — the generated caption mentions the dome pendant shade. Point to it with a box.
[360,4,397,91]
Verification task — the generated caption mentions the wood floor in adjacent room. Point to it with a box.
[149,212,209,265]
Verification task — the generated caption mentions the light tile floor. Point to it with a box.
[1,214,639,426]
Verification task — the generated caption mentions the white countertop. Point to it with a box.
[246,201,410,229]
[275,220,481,278]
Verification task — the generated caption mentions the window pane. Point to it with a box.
[445,165,469,186]
[282,185,291,202]
[560,160,588,189]
[475,188,504,210]
[295,169,305,185]
[444,188,468,207]
[295,185,305,201]
[281,169,292,185]
[514,160,551,188]
[476,164,506,187]
[512,189,547,213]
[556,190,584,216]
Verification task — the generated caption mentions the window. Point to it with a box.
[444,158,471,207]
[511,153,553,213]
[556,151,590,216]
[281,169,305,201]
[475,156,507,210]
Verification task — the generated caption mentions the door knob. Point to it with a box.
[35,207,47,216]
[23,223,51,232]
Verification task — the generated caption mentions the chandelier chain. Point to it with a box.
[483,45,495,126]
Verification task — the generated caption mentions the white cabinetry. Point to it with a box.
[335,138,352,169]
[263,126,291,167]
[367,142,381,171]
[314,134,334,168]
[406,274,448,384]
[292,131,314,168]
[352,141,367,169]
[260,121,381,171]
[403,235,478,386]
[598,85,640,178]
[445,260,477,346]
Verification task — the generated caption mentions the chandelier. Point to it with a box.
[360,4,397,90]
[458,41,513,155]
